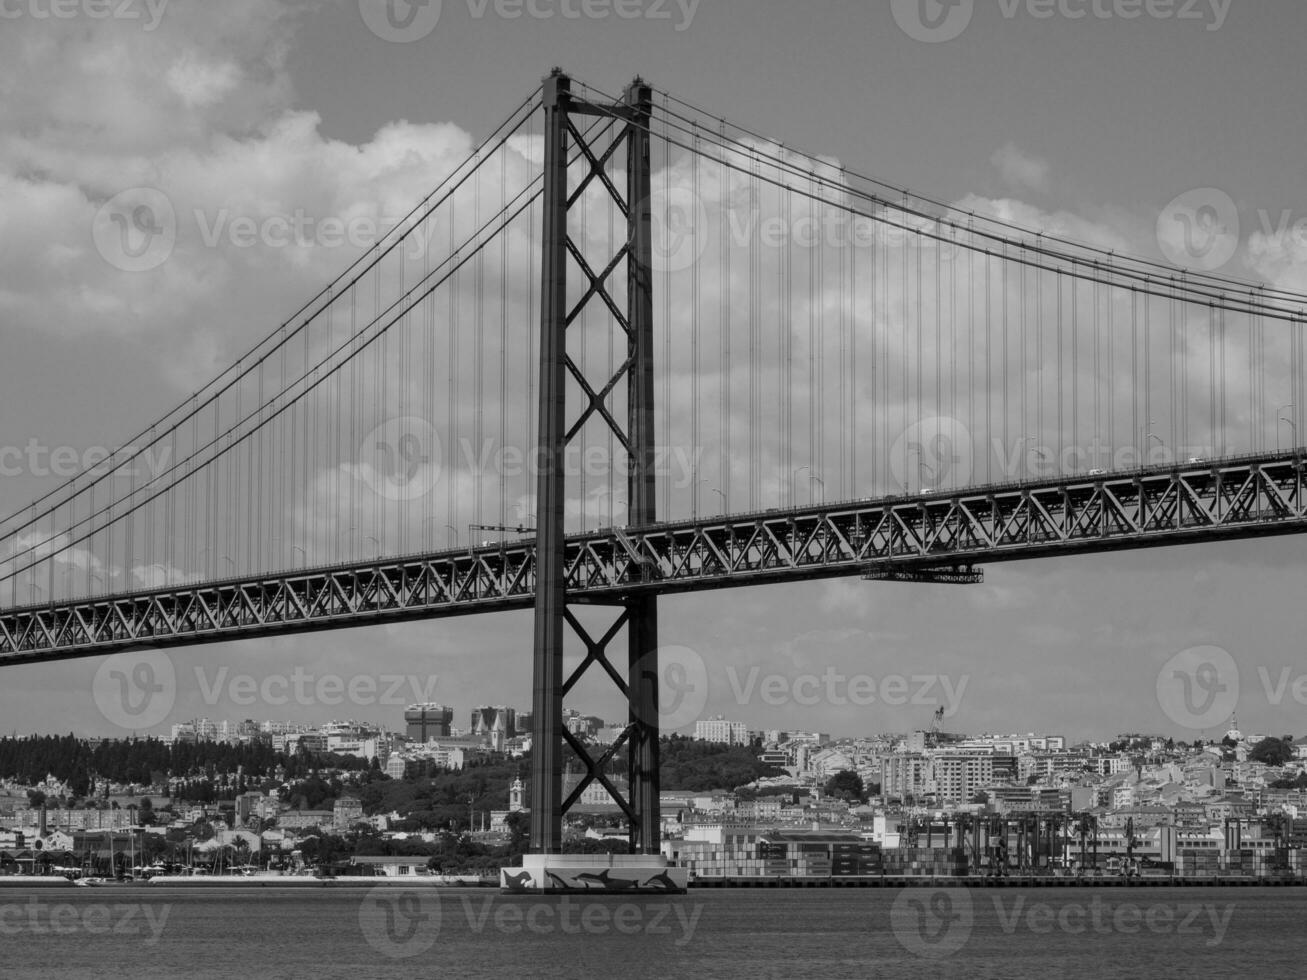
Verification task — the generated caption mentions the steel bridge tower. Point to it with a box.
[530,70,662,859]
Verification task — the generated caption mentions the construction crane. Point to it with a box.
[925,706,944,748]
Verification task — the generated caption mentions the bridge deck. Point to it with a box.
[2,450,1304,665]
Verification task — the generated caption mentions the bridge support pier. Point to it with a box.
[511,70,673,892]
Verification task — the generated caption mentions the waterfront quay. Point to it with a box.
[689,873,1307,888]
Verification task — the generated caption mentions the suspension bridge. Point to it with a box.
[2,71,1306,872]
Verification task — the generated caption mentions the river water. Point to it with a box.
[0,884,1301,978]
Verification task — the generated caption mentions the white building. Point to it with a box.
[694,716,750,746]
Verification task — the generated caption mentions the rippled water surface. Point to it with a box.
[1,884,1303,979]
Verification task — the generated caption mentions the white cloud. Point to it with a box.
[991,142,1051,193]
[166,50,243,109]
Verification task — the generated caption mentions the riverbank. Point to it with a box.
[688,873,1307,888]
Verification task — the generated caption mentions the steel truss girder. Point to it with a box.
[3,453,1307,665]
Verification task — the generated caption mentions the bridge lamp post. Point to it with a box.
[809,475,825,504]
[443,524,459,548]
[291,546,306,569]
[345,526,381,558]
[1278,414,1297,452]
[1147,433,1165,466]
[908,450,934,491]
[1028,448,1049,478]
[271,536,307,569]
[712,487,726,516]
[1136,420,1157,467]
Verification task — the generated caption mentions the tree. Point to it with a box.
[1249,737,1294,767]
[823,770,865,803]
[504,811,530,854]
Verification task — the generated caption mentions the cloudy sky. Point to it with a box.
[1,0,1306,744]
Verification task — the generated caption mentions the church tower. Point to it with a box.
[509,775,525,813]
